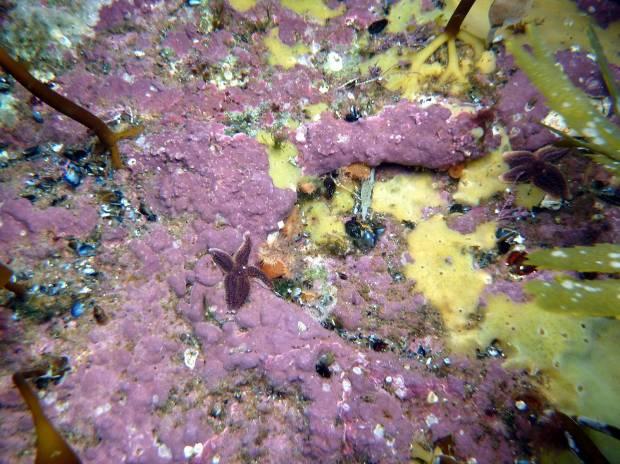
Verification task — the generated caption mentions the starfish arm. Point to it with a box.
[535,146,570,163]
[533,165,570,199]
[233,231,252,266]
[500,165,535,183]
[208,248,234,272]
[224,272,250,310]
[246,265,273,289]
[502,151,536,168]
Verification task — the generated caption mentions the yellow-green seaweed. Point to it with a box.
[587,25,619,115]
[524,244,620,318]
[590,154,620,177]
[506,27,620,161]
[525,243,620,273]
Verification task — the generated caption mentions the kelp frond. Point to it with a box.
[525,243,620,273]
[587,25,619,115]
[524,243,620,318]
[506,27,620,161]
[525,278,619,318]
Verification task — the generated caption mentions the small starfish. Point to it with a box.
[208,232,272,310]
[500,145,570,199]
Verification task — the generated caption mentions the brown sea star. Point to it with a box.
[500,146,570,199]
[208,232,272,310]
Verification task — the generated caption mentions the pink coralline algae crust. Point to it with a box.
[124,119,296,236]
[327,221,438,343]
[575,0,620,27]
[277,7,355,47]
[495,66,557,152]
[0,193,99,247]
[95,0,166,32]
[446,207,492,235]
[0,223,535,464]
[555,50,620,97]
[297,102,493,175]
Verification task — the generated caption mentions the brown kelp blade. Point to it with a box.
[0,46,141,169]
[444,0,478,37]
[12,372,81,464]
[0,262,11,288]
[551,411,611,464]
[0,262,26,298]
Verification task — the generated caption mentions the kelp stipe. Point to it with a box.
[13,370,81,464]
[0,46,141,169]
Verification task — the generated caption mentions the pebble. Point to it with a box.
[70,300,85,318]
[75,243,97,257]
[184,348,199,369]
[63,163,82,188]
[425,413,439,427]
[32,110,44,123]
[0,76,12,92]
[368,18,388,35]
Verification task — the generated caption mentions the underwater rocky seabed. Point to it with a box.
[0,0,619,463]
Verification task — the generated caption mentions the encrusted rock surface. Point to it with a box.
[297,102,493,175]
[1,1,619,463]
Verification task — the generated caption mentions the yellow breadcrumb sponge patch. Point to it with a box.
[372,173,445,223]
[264,28,310,70]
[300,177,355,250]
[460,294,620,462]
[228,0,256,13]
[303,102,329,121]
[453,128,547,209]
[256,131,301,190]
[280,0,345,25]
[476,50,496,74]
[514,184,546,209]
[331,181,356,215]
[359,30,489,98]
[404,215,496,332]
[386,0,440,34]
[453,143,509,206]
[301,200,348,251]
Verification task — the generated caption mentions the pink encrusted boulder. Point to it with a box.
[126,119,297,237]
[296,101,494,175]
[0,194,98,246]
